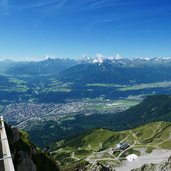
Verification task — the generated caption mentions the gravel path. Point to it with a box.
[115,149,171,171]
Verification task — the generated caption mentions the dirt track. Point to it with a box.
[115,149,171,171]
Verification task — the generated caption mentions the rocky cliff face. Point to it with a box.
[5,123,59,171]
[85,162,115,171]
[71,162,115,171]
[132,156,171,171]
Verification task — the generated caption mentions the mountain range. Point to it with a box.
[1,57,171,104]
[3,57,171,77]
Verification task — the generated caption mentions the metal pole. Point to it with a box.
[0,116,15,171]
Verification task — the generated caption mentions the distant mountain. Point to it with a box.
[59,58,171,85]
[6,58,80,76]
[83,56,171,67]
[5,57,171,80]
[0,59,16,73]
[3,56,171,85]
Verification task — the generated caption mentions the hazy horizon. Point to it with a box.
[1,54,171,62]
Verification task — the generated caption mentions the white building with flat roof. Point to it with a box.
[126,154,138,162]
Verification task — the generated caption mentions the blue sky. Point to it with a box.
[0,0,171,61]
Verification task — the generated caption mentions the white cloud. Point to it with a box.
[0,0,69,14]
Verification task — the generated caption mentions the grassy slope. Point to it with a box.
[51,121,171,170]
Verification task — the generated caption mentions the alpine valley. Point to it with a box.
[1,57,171,171]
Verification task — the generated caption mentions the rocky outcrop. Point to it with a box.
[16,151,36,171]
[5,123,59,171]
[11,127,20,143]
[132,156,171,171]
[85,162,115,171]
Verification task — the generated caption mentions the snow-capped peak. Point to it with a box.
[92,57,104,64]
[115,53,122,60]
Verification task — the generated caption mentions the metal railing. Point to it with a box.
[0,116,15,171]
